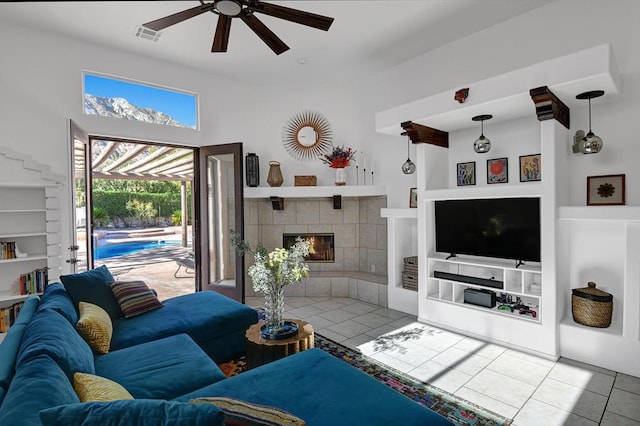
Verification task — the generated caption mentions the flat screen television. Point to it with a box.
[434,197,541,262]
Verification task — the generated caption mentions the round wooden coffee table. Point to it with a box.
[245,319,314,369]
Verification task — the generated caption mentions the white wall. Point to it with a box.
[358,0,640,207]
[0,21,257,272]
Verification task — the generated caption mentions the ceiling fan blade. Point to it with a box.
[239,12,289,55]
[143,4,214,31]
[248,2,334,31]
[212,15,232,52]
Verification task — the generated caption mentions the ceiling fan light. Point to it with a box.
[216,0,242,16]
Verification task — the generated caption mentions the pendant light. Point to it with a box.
[472,115,492,153]
[401,132,416,174]
[574,90,604,154]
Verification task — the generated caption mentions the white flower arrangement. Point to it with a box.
[232,232,310,294]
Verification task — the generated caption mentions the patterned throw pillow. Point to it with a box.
[73,372,134,402]
[109,280,163,318]
[76,302,113,354]
[190,397,306,426]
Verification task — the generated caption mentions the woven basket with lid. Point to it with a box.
[571,281,613,328]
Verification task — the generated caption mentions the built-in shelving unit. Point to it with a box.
[426,255,541,323]
[0,147,64,307]
[377,44,622,360]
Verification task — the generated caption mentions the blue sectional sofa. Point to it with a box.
[0,281,453,425]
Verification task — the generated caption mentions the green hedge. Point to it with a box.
[93,191,191,225]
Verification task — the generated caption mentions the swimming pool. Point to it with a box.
[94,240,180,259]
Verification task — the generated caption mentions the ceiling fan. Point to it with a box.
[143,0,334,55]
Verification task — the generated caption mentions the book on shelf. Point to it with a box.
[0,301,24,333]
[1,241,16,260]
[19,267,49,296]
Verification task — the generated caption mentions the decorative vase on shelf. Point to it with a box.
[245,153,259,187]
[267,161,283,187]
[334,167,347,186]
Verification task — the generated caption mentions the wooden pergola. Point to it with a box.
[75,140,194,246]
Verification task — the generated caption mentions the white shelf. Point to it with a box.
[244,185,386,199]
[380,208,418,219]
[0,209,46,214]
[422,183,543,201]
[0,232,47,239]
[427,297,540,323]
[430,253,541,273]
[0,254,48,264]
[559,206,640,221]
[559,316,622,337]
[0,293,42,304]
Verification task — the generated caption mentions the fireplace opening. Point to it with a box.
[283,233,335,263]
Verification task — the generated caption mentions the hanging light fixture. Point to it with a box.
[472,114,493,153]
[574,90,604,154]
[401,132,416,174]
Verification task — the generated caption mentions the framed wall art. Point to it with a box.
[409,188,418,208]
[519,154,541,182]
[587,174,626,206]
[457,161,476,186]
[487,157,508,184]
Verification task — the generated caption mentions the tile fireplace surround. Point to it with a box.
[244,196,388,306]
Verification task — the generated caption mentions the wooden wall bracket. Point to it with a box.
[529,86,570,129]
[400,121,449,148]
[333,195,342,210]
[269,196,284,210]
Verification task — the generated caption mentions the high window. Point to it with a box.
[83,72,198,129]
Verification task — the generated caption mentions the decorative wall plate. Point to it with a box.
[282,111,333,161]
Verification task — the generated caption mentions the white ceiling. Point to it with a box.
[0,1,553,85]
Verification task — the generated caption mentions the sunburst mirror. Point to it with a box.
[282,111,333,161]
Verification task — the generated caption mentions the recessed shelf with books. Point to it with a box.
[0,184,61,305]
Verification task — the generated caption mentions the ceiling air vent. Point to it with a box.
[133,25,161,42]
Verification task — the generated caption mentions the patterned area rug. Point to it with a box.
[220,332,512,426]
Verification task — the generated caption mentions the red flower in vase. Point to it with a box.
[320,145,356,168]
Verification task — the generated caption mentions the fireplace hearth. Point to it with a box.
[283,233,335,263]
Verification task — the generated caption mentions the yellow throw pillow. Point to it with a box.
[190,397,306,426]
[73,372,134,402]
[76,301,112,354]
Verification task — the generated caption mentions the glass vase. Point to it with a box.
[263,285,285,336]
[334,167,346,186]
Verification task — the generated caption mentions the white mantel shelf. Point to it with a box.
[559,206,640,221]
[244,185,386,199]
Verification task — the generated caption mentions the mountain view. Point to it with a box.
[84,94,192,128]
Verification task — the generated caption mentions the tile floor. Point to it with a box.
[246,295,640,426]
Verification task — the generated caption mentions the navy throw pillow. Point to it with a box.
[60,265,122,320]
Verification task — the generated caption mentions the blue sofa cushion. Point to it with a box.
[13,295,40,326]
[177,349,453,426]
[39,399,224,426]
[61,265,123,320]
[0,324,26,390]
[16,308,95,380]
[110,290,257,360]
[95,334,226,400]
[0,354,80,425]
[38,283,78,324]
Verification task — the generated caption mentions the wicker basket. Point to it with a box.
[402,271,418,291]
[571,282,613,328]
[403,256,418,266]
